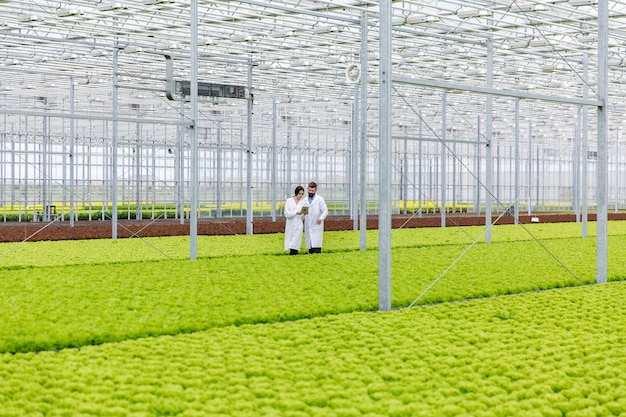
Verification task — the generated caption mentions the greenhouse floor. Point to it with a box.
[1,212,625,242]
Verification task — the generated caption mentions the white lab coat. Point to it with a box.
[284,197,304,251]
[303,194,328,249]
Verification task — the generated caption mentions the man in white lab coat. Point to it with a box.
[303,181,328,254]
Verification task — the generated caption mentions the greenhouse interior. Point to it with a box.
[5,3,626,415]
[0,0,621,227]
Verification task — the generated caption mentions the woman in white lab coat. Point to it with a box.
[284,185,305,255]
[303,181,328,253]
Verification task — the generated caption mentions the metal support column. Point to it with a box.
[378,0,392,311]
[189,0,198,259]
[359,10,368,250]
[246,61,254,235]
[597,0,609,283]
[271,98,277,222]
[514,98,520,224]
[441,90,447,228]
[485,38,493,243]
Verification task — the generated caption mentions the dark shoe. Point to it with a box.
[289,249,299,255]
[309,247,321,254]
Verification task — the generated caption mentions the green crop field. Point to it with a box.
[1,221,626,416]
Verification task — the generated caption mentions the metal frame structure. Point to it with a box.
[0,0,619,306]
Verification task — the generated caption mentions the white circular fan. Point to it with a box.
[345,63,361,83]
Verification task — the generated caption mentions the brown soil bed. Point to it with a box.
[1,212,624,243]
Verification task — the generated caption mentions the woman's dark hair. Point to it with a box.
[294,185,305,196]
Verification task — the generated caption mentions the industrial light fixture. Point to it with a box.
[511,3,547,12]
[156,41,181,49]
[56,7,84,18]
[61,51,79,60]
[568,0,597,6]
[313,24,341,34]
[290,58,312,68]
[230,32,253,42]
[502,66,519,74]
[3,58,20,66]
[529,38,548,47]
[392,16,406,26]
[508,38,530,48]
[97,2,128,12]
[199,37,217,46]
[405,15,439,24]
[399,48,420,58]
[464,67,482,76]
[324,55,346,64]
[33,55,47,63]
[577,34,596,43]
[142,0,175,5]
[442,46,460,54]
[18,13,43,23]
[90,49,107,57]
[257,61,273,70]
[456,8,492,19]
[124,45,144,53]
[270,30,296,38]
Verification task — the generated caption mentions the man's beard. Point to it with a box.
[308,192,315,198]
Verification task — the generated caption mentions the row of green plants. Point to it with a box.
[0,221,623,354]
[1,281,626,416]
[1,221,625,416]
[0,200,476,222]
[0,220,607,269]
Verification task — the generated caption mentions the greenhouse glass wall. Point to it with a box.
[0,1,623,224]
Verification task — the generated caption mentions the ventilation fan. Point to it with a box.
[345,63,361,83]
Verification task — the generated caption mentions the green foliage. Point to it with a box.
[1,221,626,414]
[1,283,626,415]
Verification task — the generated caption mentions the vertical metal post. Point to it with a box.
[528,121,532,216]
[615,128,619,213]
[359,10,368,250]
[271,98,277,221]
[574,107,581,222]
[42,99,48,221]
[287,121,292,190]
[476,116,481,216]
[582,54,589,237]
[135,122,141,220]
[217,122,222,217]
[441,90,447,228]
[403,126,408,215]
[418,112,423,217]
[189,0,198,259]
[112,44,119,238]
[378,0,392,312]
[485,38,493,243]
[351,83,359,229]
[178,100,185,224]
[246,61,254,234]
[514,98,520,224]
[452,130,457,214]
[597,0,608,283]
[70,77,75,227]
